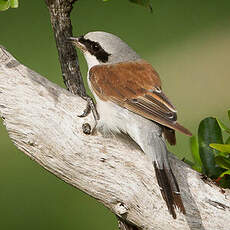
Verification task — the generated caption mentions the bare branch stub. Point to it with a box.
[45,0,86,98]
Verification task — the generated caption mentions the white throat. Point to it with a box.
[84,52,101,69]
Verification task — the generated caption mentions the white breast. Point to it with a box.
[87,71,162,149]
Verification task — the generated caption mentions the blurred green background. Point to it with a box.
[0,0,230,229]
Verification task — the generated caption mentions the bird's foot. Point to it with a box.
[78,95,99,135]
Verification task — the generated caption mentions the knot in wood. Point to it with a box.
[82,123,91,135]
[114,202,128,215]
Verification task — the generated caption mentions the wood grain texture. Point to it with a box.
[0,47,230,229]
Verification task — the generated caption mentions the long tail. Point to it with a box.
[153,161,185,219]
[147,136,186,219]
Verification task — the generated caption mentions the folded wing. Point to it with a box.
[89,60,192,141]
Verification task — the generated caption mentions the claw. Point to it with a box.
[78,102,91,118]
[78,95,99,134]
[86,96,99,121]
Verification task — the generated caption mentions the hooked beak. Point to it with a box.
[67,37,86,52]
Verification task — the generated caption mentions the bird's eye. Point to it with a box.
[92,43,100,51]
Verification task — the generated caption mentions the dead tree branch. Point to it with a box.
[1,46,230,230]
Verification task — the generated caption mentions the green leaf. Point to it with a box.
[220,169,230,178]
[215,156,230,170]
[0,0,18,10]
[216,118,230,134]
[9,0,18,8]
[190,136,202,172]
[198,117,224,178]
[0,0,10,11]
[129,0,152,12]
[228,110,230,121]
[210,143,230,153]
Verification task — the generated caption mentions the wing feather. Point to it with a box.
[89,60,192,138]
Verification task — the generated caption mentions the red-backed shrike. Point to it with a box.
[69,31,192,219]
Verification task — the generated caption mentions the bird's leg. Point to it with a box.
[78,95,99,134]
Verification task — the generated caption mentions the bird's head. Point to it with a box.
[68,31,140,68]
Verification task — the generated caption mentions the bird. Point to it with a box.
[68,31,192,219]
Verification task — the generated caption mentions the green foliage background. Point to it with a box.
[0,0,230,229]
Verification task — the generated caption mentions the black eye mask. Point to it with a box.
[78,36,111,63]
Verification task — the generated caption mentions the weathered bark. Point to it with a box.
[45,0,86,97]
[1,47,230,230]
[44,0,99,133]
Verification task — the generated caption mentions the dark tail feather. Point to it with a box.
[162,127,176,145]
[153,162,186,219]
